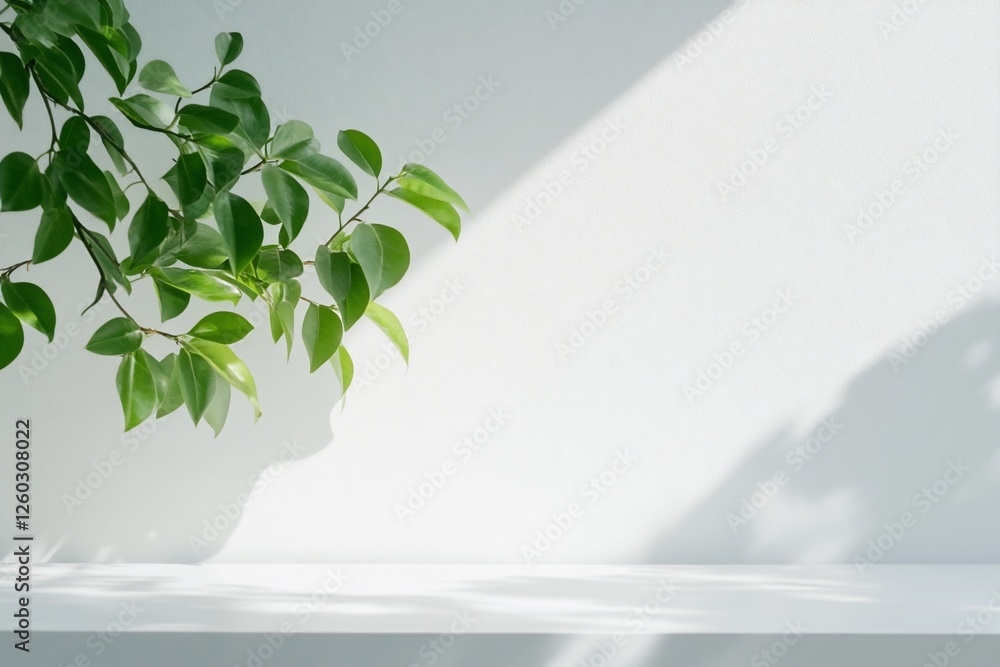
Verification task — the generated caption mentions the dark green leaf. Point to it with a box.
[197,135,246,191]
[315,247,369,329]
[56,151,117,228]
[59,116,90,152]
[86,317,143,355]
[177,104,239,135]
[91,115,128,174]
[188,312,253,344]
[128,194,169,265]
[163,152,208,210]
[1,280,56,342]
[337,129,382,177]
[350,223,410,297]
[0,303,24,371]
[174,222,228,269]
[177,347,216,424]
[256,247,303,283]
[215,32,244,67]
[0,153,42,212]
[76,25,131,94]
[0,52,30,129]
[110,94,173,129]
[261,165,309,244]
[302,303,343,373]
[153,277,190,321]
[105,171,129,220]
[213,190,263,274]
[32,205,74,264]
[388,188,461,240]
[29,44,85,109]
[154,353,185,418]
[116,352,157,431]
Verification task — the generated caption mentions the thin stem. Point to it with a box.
[28,69,58,153]
[1,260,30,278]
[326,176,396,245]
[241,159,267,175]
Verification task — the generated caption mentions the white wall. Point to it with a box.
[2,0,999,565]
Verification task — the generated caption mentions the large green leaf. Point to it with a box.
[270,120,319,160]
[210,84,270,148]
[399,163,469,212]
[56,151,117,228]
[280,154,357,200]
[365,302,408,365]
[256,247,303,283]
[174,222,228,269]
[0,51,30,129]
[86,317,143,355]
[188,312,253,344]
[184,338,261,420]
[213,191,263,274]
[128,194,169,265]
[59,116,90,152]
[197,135,246,191]
[177,105,239,135]
[154,353,185,418]
[337,129,381,177]
[302,303,343,373]
[387,188,461,241]
[0,153,42,212]
[153,277,190,321]
[29,44,85,109]
[32,205,74,264]
[148,267,241,304]
[0,302,24,371]
[176,347,216,424]
[261,165,309,244]
[163,152,208,211]
[76,25,131,94]
[138,60,191,97]
[315,247,369,329]
[1,280,56,342]
[215,32,244,67]
[116,352,157,431]
[350,223,410,297]
[110,94,173,129]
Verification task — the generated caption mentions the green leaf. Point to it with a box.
[270,120,319,160]
[128,194,169,265]
[270,299,296,358]
[163,152,208,211]
[32,205,74,264]
[139,60,191,97]
[55,151,117,228]
[1,281,56,342]
[76,25,131,94]
[204,376,231,436]
[330,345,354,398]
[261,165,309,244]
[215,32,244,67]
[400,163,469,212]
[110,94,174,129]
[116,352,157,431]
[0,153,42,212]
[105,171,130,221]
[256,247,303,283]
[0,303,24,371]
[210,85,270,148]
[29,44,85,109]
[280,154,357,200]
[387,188,461,241]
[153,277,190,321]
[211,70,261,99]
[91,115,128,174]
[315,247,369,329]
[314,187,345,215]
[213,191,263,274]
[350,223,410,297]
[337,129,382,177]
[184,338,261,420]
[188,312,253,344]
[302,303,343,373]
[174,222,228,269]
[148,267,241,304]
[177,104,239,135]
[59,116,90,153]
[84,228,131,293]
[0,52,30,129]
[365,302,409,365]
[154,353,185,418]
[86,317,143,355]
[176,347,216,424]
[198,135,246,191]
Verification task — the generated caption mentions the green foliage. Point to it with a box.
[0,2,467,433]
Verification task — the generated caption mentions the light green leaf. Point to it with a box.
[148,267,242,304]
[0,303,24,371]
[150,353,185,418]
[330,345,354,399]
[188,312,253,344]
[177,347,216,425]
[256,247,303,283]
[116,352,157,431]
[215,32,244,67]
[280,154,357,200]
[0,152,42,212]
[261,165,309,244]
[86,317,143,355]
[365,302,408,365]
[315,247,369,330]
[350,223,410,297]
[174,222,229,269]
[152,276,190,321]
[184,338,261,420]
[213,190,263,274]
[110,94,174,129]
[139,59,191,97]
[1,280,56,342]
[387,187,461,241]
[337,129,381,177]
[400,163,469,212]
[302,303,343,373]
[270,120,319,160]
[204,376,231,436]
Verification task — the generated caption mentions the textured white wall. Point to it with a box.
[2,1,998,564]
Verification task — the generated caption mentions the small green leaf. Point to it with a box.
[91,115,128,174]
[184,338,262,420]
[1,281,56,342]
[177,347,217,424]
[315,247,369,329]
[256,247,303,283]
[188,312,253,344]
[302,303,344,373]
[177,104,240,135]
[163,152,208,215]
[59,116,90,152]
[210,81,270,148]
[213,191,263,275]
[270,120,319,160]
[152,277,190,321]
[116,352,157,431]
[128,194,169,265]
[204,376,231,436]
[32,205,74,264]
[211,69,261,99]
[388,188,461,241]
[110,94,174,129]
[138,60,191,97]
[350,223,410,297]
[0,302,25,371]
[0,153,42,212]
[86,317,143,355]
[105,171,130,221]
[280,154,357,200]
[270,300,295,358]
[400,163,469,212]
[330,345,354,398]
[0,51,30,129]
[337,129,382,178]
[154,353,185,418]
[365,302,408,365]
[215,32,244,67]
[174,222,228,269]
[148,267,242,304]
[261,165,309,244]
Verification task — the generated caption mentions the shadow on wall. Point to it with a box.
[41,0,738,563]
[646,299,1000,564]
